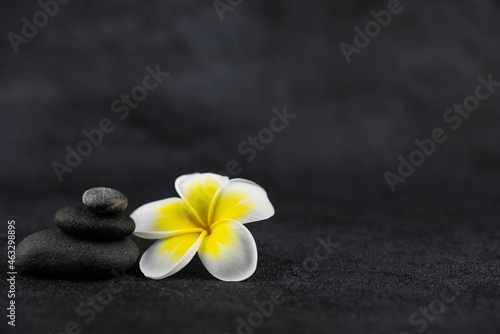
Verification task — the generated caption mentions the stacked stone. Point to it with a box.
[17,187,139,279]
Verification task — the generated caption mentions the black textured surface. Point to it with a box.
[55,206,135,240]
[3,180,500,334]
[1,0,500,333]
[16,229,139,278]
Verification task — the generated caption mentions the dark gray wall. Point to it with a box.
[1,0,500,213]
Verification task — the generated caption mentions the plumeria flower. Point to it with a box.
[131,173,275,281]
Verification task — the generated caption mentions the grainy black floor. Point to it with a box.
[2,173,499,334]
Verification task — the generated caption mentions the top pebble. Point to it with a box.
[82,187,128,213]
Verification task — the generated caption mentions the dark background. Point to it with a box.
[1,0,500,333]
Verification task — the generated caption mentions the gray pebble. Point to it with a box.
[17,229,139,279]
[82,187,127,213]
[55,206,135,240]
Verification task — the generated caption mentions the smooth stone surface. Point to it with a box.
[82,187,128,213]
[17,229,140,278]
[55,206,135,240]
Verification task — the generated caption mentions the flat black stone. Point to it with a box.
[16,229,140,279]
[55,206,135,240]
[82,187,128,213]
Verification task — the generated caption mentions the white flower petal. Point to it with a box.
[209,178,275,225]
[198,220,257,282]
[175,173,229,225]
[139,232,205,280]
[131,198,204,239]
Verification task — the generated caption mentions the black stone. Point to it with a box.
[55,206,135,240]
[17,229,140,279]
[82,187,128,213]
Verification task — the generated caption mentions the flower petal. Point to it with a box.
[175,173,229,226]
[131,198,204,239]
[139,232,205,280]
[209,179,275,225]
[198,220,257,281]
